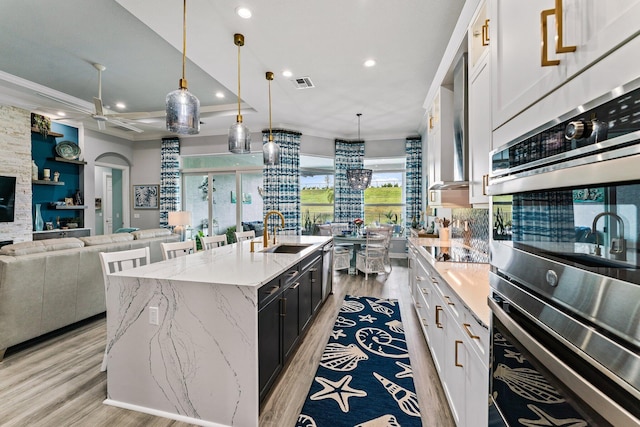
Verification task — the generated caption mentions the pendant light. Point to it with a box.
[229,33,251,153]
[166,0,200,134]
[263,71,280,165]
[347,113,372,190]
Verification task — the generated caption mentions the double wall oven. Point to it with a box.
[487,78,640,426]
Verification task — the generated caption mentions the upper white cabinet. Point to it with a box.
[491,0,640,130]
[468,2,491,206]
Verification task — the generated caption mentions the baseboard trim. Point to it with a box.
[103,398,230,427]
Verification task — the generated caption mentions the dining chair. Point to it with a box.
[234,230,256,242]
[160,240,197,260]
[330,222,350,235]
[365,226,393,273]
[356,232,388,280]
[317,224,332,236]
[333,245,351,272]
[98,246,151,372]
[198,234,227,250]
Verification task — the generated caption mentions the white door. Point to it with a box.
[104,174,113,234]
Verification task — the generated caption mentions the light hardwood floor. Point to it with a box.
[0,261,454,427]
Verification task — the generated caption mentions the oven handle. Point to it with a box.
[489,296,639,427]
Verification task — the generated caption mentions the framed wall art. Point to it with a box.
[133,184,160,210]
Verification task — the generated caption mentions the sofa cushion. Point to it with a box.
[41,238,85,251]
[131,228,172,240]
[0,241,46,256]
[80,233,134,246]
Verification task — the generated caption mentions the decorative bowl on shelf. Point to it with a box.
[55,141,81,160]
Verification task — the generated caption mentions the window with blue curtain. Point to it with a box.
[334,139,365,222]
[160,137,180,228]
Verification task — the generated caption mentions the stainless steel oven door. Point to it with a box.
[489,273,640,427]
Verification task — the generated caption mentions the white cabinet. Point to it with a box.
[491,0,640,129]
[468,2,492,206]
[426,87,454,207]
[408,240,489,427]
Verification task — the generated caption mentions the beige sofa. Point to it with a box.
[0,229,180,359]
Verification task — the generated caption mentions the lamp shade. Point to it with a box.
[229,120,251,153]
[166,88,200,134]
[168,211,192,226]
[346,168,372,190]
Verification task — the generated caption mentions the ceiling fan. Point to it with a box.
[37,63,144,133]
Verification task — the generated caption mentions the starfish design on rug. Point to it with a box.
[394,361,413,378]
[310,375,367,412]
[359,314,377,323]
[518,404,587,427]
[331,329,347,340]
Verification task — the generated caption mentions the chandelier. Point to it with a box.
[347,113,372,190]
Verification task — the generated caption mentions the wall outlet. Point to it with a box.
[149,306,159,325]
[134,213,140,218]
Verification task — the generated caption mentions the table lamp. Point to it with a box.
[168,211,192,241]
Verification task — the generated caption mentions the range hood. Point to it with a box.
[429,53,469,192]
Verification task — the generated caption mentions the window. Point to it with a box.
[362,158,405,226]
[300,155,334,234]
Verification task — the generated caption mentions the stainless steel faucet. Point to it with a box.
[591,212,626,261]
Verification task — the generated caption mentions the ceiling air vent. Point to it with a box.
[291,76,314,89]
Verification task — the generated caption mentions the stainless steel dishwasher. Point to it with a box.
[321,240,333,299]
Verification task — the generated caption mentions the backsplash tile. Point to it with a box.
[451,207,489,262]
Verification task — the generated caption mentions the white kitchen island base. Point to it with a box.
[104,236,331,427]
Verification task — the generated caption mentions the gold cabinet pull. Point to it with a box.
[463,323,480,340]
[482,174,489,196]
[481,19,490,46]
[435,305,443,328]
[454,340,464,367]
[444,295,455,306]
[429,115,435,129]
[430,190,436,202]
[541,0,576,67]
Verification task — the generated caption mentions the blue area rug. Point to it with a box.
[296,295,422,427]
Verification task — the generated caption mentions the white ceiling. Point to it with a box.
[0,0,466,142]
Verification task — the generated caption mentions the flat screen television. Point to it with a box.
[0,175,16,222]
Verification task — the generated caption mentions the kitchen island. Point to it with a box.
[103,235,332,427]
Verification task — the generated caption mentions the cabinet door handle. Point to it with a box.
[264,285,279,296]
[444,295,455,306]
[482,174,489,196]
[463,323,480,340]
[435,305,443,328]
[416,275,426,282]
[422,318,428,327]
[541,0,576,67]
[309,268,318,272]
[430,190,436,202]
[291,282,300,290]
[281,297,287,317]
[286,270,299,279]
[454,340,464,367]
[416,302,422,309]
[481,19,490,46]
[421,287,429,295]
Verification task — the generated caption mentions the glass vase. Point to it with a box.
[34,203,44,231]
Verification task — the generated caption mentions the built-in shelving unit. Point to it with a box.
[31,127,64,137]
[32,179,65,186]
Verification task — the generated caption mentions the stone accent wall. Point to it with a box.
[0,106,32,243]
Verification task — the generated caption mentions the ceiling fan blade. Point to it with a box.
[93,97,104,116]
[107,118,144,133]
[36,92,93,115]
[109,103,244,120]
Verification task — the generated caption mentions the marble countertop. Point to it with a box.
[113,235,332,287]
[410,237,491,327]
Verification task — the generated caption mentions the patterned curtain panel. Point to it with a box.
[405,136,422,227]
[334,139,364,222]
[159,137,181,228]
[262,130,301,233]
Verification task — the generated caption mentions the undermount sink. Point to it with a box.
[261,244,312,254]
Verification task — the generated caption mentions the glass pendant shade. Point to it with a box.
[228,118,251,153]
[347,168,372,190]
[166,87,200,134]
[263,137,280,165]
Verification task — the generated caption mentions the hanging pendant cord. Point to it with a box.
[268,78,273,140]
[237,43,241,118]
[181,0,187,88]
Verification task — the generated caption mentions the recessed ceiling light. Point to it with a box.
[215,91,225,98]
[236,7,252,19]
[364,59,376,67]
[57,111,66,117]
[282,70,292,78]
[115,102,126,109]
